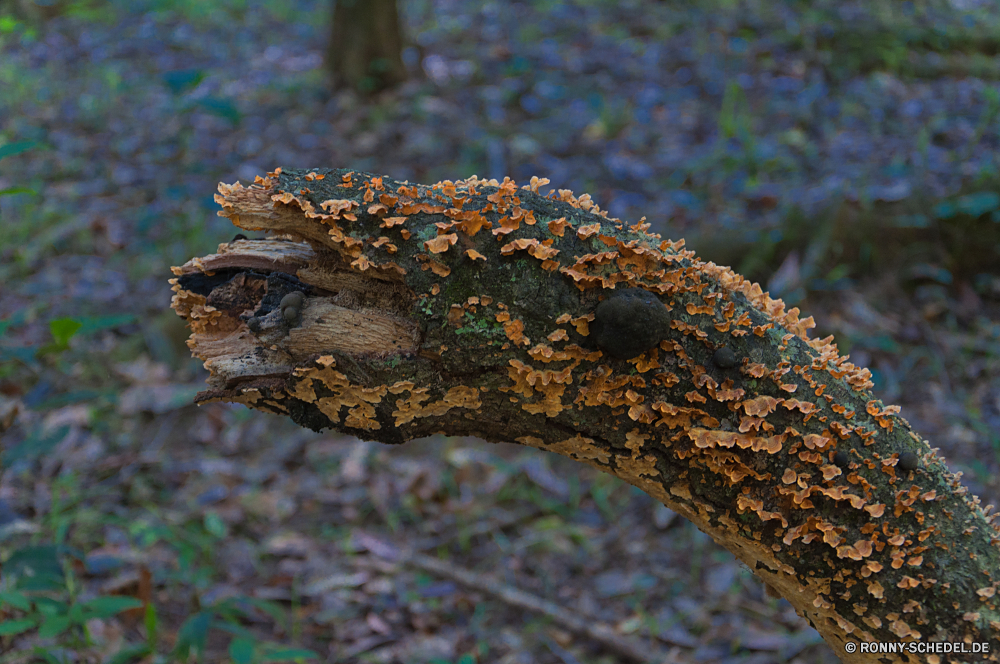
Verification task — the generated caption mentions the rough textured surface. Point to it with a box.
[171,168,1000,662]
[589,287,671,360]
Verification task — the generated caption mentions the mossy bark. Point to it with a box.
[171,167,1000,662]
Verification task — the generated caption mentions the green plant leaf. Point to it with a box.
[28,646,63,664]
[0,619,37,636]
[68,602,86,624]
[719,79,748,140]
[2,424,70,468]
[144,602,159,650]
[33,596,69,616]
[171,611,213,659]
[212,619,258,643]
[260,648,320,662]
[0,347,41,368]
[35,317,86,358]
[37,615,72,638]
[956,191,1000,218]
[231,596,288,632]
[73,314,139,336]
[106,643,152,664]
[82,595,144,619]
[893,213,930,228]
[162,68,205,94]
[31,387,118,410]
[204,511,228,538]
[228,637,256,664]
[0,140,38,160]
[0,187,36,197]
[0,590,32,611]
[933,200,957,219]
[49,318,83,348]
[197,96,241,125]
[824,263,852,282]
[6,544,67,591]
[0,15,20,33]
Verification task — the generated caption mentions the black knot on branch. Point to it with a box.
[898,451,919,472]
[590,287,669,360]
[712,346,737,369]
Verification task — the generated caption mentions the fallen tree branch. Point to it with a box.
[170,167,1000,662]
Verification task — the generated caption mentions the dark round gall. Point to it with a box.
[590,287,670,360]
[282,306,299,321]
[713,346,737,369]
[833,450,850,467]
[281,291,304,309]
[232,234,248,242]
[898,451,919,472]
[247,317,262,333]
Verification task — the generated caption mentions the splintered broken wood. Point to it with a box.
[170,167,1000,661]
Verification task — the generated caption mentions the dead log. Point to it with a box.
[170,167,1000,662]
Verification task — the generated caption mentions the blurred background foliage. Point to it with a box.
[1,0,1000,662]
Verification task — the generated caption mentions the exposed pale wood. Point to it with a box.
[171,238,317,277]
[287,298,420,359]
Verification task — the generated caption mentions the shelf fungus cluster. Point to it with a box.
[171,167,1000,661]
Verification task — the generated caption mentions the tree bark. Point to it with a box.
[171,167,1000,662]
[327,0,406,94]
[8,0,67,22]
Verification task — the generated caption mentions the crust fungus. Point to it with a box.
[589,287,670,360]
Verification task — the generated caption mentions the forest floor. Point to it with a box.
[1,0,1000,662]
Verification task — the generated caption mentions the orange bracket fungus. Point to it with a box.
[171,168,1000,662]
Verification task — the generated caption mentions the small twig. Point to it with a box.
[413,506,548,552]
[354,531,676,664]
[541,633,584,664]
[140,410,181,463]
[332,635,393,662]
